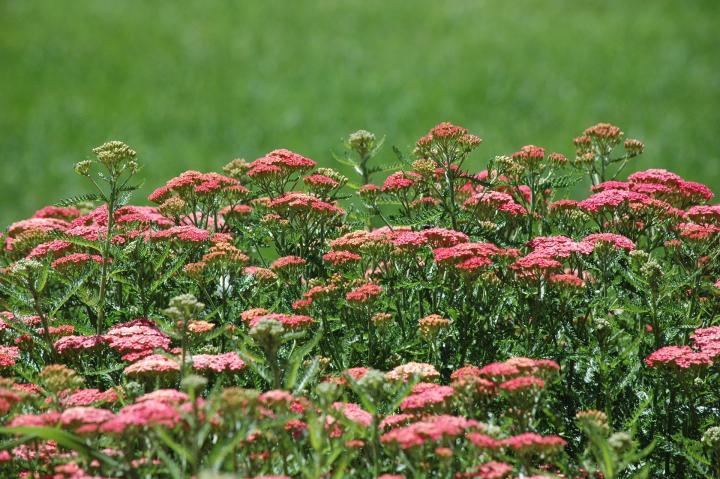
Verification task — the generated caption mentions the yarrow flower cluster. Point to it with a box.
[0,123,717,478]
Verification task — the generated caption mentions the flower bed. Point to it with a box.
[0,124,718,478]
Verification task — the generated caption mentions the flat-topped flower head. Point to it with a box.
[645,345,713,369]
[346,283,384,304]
[124,354,180,377]
[247,313,314,330]
[386,362,440,382]
[582,233,636,252]
[419,314,451,339]
[415,122,481,158]
[192,352,246,373]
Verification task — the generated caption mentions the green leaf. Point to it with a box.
[284,329,323,390]
[154,427,194,465]
[50,269,93,316]
[155,446,184,479]
[54,193,100,207]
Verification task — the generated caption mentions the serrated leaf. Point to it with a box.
[54,193,100,207]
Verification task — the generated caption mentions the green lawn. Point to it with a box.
[1,0,719,226]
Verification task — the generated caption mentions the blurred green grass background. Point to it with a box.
[1,0,719,226]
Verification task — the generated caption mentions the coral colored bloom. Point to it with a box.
[386,362,440,382]
[346,283,384,303]
[645,346,713,369]
[192,352,246,373]
[124,354,180,377]
[247,313,315,329]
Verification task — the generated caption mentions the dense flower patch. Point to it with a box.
[0,124,718,478]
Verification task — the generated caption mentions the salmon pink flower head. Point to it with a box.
[114,205,174,228]
[148,170,241,203]
[578,189,651,214]
[415,122,481,156]
[465,432,501,450]
[628,169,683,188]
[247,149,316,178]
[51,253,106,271]
[463,461,513,479]
[26,239,74,259]
[686,204,720,225]
[104,319,171,357]
[390,231,428,250]
[399,383,454,411]
[582,233,635,252]
[32,205,82,220]
[100,399,182,433]
[304,173,340,190]
[246,313,314,329]
[346,283,384,304]
[332,402,373,427]
[450,365,496,392]
[527,236,594,258]
[136,389,189,407]
[7,218,70,244]
[59,388,118,407]
[463,190,527,216]
[201,242,249,265]
[583,122,623,143]
[8,411,61,428]
[270,255,307,271]
[59,406,115,434]
[220,203,252,220]
[592,181,629,193]
[0,346,20,368]
[268,192,345,216]
[192,352,246,373]
[645,346,714,369]
[381,171,420,192]
[418,314,452,338]
[428,122,469,139]
[149,225,210,243]
[499,375,545,392]
[511,254,562,277]
[419,227,469,248]
[322,250,362,266]
[243,266,278,282]
[677,222,720,241]
[500,432,567,453]
[433,242,503,265]
[549,273,585,290]
[690,326,720,358]
[677,180,714,204]
[123,354,180,377]
[380,414,479,449]
[386,362,440,382]
[511,144,546,167]
[54,335,107,355]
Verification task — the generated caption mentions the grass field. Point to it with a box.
[1,0,719,226]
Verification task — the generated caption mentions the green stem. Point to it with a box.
[96,178,117,335]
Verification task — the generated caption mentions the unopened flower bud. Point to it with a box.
[74,160,93,176]
[348,129,376,157]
